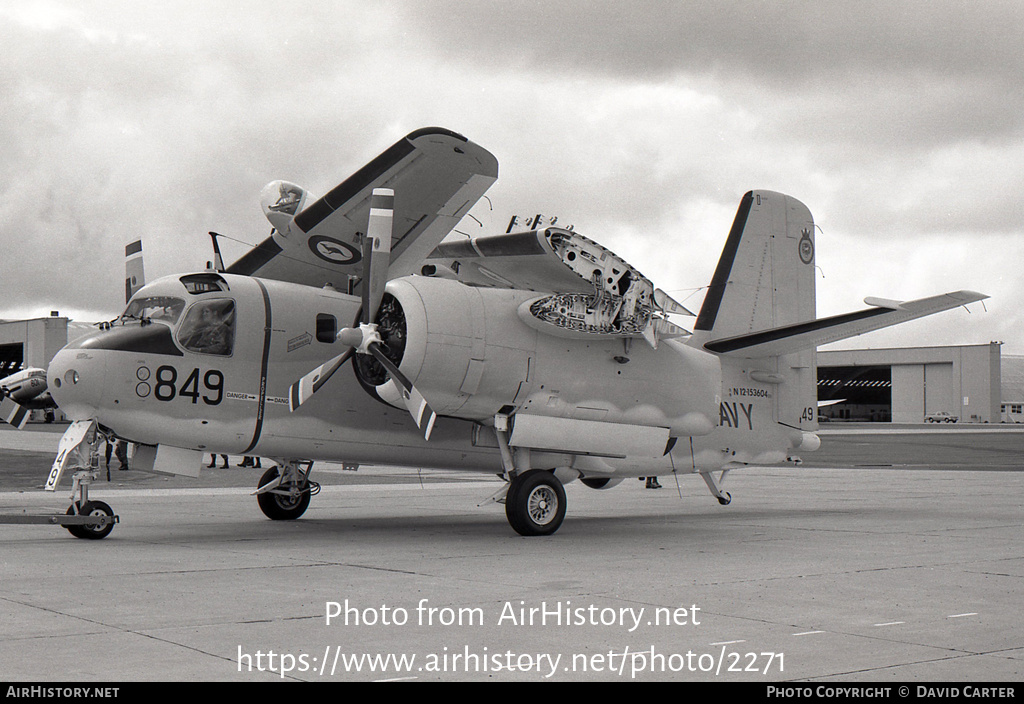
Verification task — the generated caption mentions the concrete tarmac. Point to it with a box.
[0,424,1021,682]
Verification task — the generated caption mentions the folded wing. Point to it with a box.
[227,128,498,290]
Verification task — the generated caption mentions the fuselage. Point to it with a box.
[47,272,804,478]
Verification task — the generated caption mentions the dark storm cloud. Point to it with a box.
[410,1,1024,159]
[412,1,1024,87]
[0,0,1019,350]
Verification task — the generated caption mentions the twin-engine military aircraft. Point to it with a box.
[9,127,985,539]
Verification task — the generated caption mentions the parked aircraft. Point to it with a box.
[0,367,55,428]
[17,127,985,539]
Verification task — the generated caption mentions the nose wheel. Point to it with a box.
[65,500,116,540]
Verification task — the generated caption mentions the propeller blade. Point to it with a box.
[1,395,30,430]
[362,187,394,325]
[289,188,395,412]
[367,343,437,441]
[288,347,354,412]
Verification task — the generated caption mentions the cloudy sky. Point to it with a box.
[3,0,1022,353]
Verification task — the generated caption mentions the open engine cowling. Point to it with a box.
[362,276,720,441]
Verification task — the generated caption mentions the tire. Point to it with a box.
[256,467,311,520]
[65,505,87,539]
[66,501,116,540]
[505,470,566,537]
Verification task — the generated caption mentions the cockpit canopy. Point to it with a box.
[118,273,237,356]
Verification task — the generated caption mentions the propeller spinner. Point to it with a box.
[288,188,438,440]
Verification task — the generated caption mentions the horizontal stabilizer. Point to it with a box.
[703,290,987,358]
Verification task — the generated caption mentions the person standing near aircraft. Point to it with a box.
[104,439,128,472]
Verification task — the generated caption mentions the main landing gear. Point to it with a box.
[504,470,567,537]
[254,460,319,520]
[491,417,568,536]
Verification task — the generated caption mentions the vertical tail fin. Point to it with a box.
[690,191,985,438]
[693,190,817,339]
[690,191,818,431]
[125,239,145,303]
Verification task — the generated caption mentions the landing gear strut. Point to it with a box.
[43,420,120,539]
[255,461,318,520]
[493,416,568,536]
[701,469,732,505]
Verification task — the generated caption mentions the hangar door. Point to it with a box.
[890,363,955,422]
[0,343,23,380]
[923,363,954,416]
[817,366,892,422]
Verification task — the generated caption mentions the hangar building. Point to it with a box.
[998,354,1024,423]
[817,343,1003,424]
[0,314,69,378]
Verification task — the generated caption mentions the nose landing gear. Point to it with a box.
[0,419,123,539]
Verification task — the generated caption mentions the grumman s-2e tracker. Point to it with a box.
[2,127,985,539]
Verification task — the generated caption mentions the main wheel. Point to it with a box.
[256,467,311,520]
[66,501,116,540]
[505,470,566,536]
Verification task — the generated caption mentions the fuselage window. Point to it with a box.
[316,314,337,343]
[177,299,236,356]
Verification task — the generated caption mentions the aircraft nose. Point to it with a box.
[47,346,105,420]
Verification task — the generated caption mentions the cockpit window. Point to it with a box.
[176,299,236,356]
[180,273,229,295]
[122,296,185,325]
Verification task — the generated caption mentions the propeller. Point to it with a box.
[288,188,438,440]
[0,390,30,430]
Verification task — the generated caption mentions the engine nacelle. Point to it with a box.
[369,276,720,440]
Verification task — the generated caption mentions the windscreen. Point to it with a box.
[122,296,186,325]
